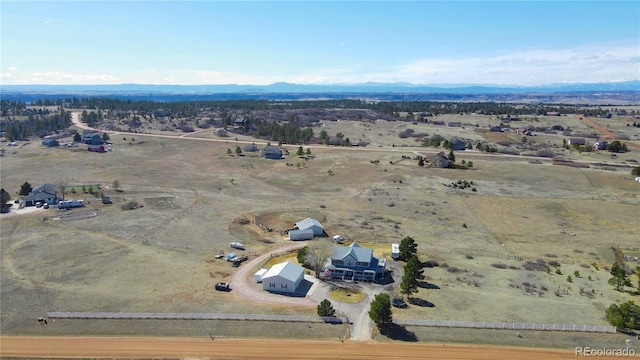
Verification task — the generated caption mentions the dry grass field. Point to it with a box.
[1,114,639,349]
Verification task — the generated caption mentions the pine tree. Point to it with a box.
[317,299,336,317]
[398,236,417,261]
[19,182,33,196]
[369,293,392,325]
[400,255,425,299]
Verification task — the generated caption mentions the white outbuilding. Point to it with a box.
[288,229,315,241]
[262,261,304,294]
[254,268,268,283]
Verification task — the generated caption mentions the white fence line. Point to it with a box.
[393,319,616,333]
[47,312,347,324]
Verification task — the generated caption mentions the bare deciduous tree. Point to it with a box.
[304,242,332,278]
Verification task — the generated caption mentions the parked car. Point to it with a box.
[215,282,231,291]
[391,297,407,308]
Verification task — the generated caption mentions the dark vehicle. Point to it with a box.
[391,297,407,308]
[215,282,231,291]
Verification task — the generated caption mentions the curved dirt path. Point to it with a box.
[0,336,578,359]
[229,241,316,307]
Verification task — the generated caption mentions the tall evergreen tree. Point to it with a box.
[608,261,631,291]
[19,182,33,196]
[398,236,418,261]
[400,255,425,299]
[317,299,336,317]
[368,293,392,325]
[1,188,11,213]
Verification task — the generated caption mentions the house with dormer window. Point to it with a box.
[323,242,386,282]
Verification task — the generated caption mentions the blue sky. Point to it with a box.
[1,1,639,86]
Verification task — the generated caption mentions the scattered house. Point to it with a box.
[324,242,386,282]
[489,126,503,132]
[332,235,345,244]
[7,141,18,147]
[447,121,462,127]
[42,138,60,147]
[262,261,305,294]
[449,138,466,151]
[243,143,259,152]
[262,146,283,159]
[504,116,520,122]
[153,109,170,118]
[593,140,608,150]
[234,117,248,126]
[568,138,586,146]
[293,218,324,236]
[430,120,445,126]
[516,128,532,136]
[546,111,561,116]
[215,128,228,137]
[391,243,400,260]
[22,183,58,207]
[254,268,268,283]
[430,152,453,168]
[635,177,640,183]
[82,133,102,145]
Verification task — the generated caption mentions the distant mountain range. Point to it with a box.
[1,81,639,104]
[2,81,639,94]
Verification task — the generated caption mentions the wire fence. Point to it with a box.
[47,312,347,324]
[393,319,616,333]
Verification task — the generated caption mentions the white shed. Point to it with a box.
[289,229,314,241]
[254,268,268,283]
[294,218,324,236]
[262,261,304,294]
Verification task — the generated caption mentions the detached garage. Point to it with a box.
[262,261,304,294]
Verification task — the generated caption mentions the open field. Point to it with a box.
[1,116,639,351]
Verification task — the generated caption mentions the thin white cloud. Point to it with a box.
[43,19,54,24]
[25,71,120,84]
[390,43,640,85]
[8,66,18,71]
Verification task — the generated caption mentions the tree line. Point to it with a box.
[0,109,71,141]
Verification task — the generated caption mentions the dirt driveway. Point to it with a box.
[230,242,316,307]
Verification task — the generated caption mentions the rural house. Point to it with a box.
[41,138,60,147]
[430,152,453,168]
[447,121,462,127]
[568,138,586,146]
[323,242,386,282]
[593,140,608,150]
[262,261,305,294]
[22,183,58,207]
[449,138,466,151]
[82,133,102,145]
[262,146,284,159]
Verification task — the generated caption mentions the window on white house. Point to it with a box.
[270,283,275,288]
[281,283,287,288]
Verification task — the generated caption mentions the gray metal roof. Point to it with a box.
[331,242,373,263]
[295,218,323,230]
[262,261,304,282]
